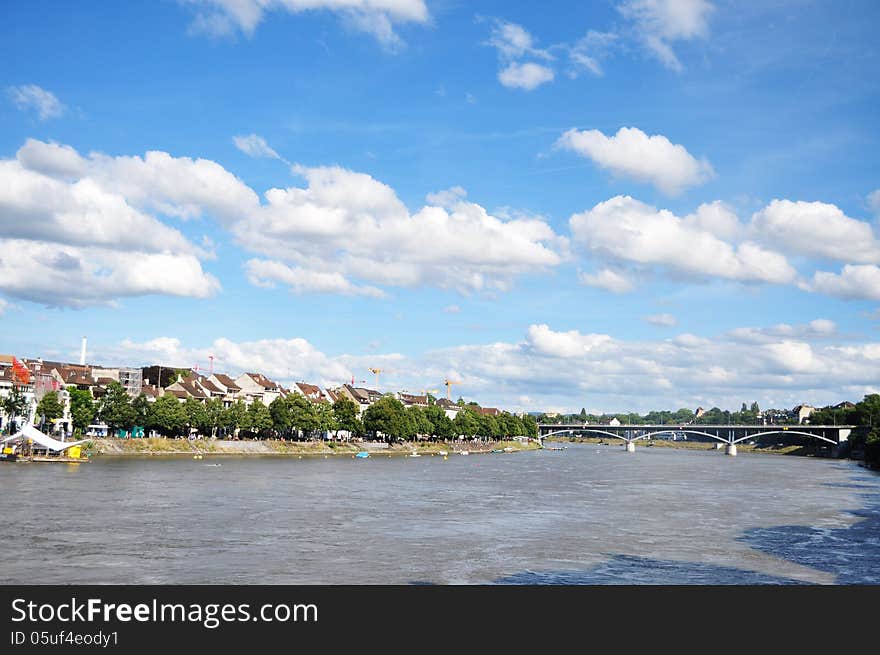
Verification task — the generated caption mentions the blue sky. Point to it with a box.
[2,0,880,413]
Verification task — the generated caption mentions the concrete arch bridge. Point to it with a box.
[537,424,854,457]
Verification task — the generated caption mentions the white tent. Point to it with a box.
[1,423,88,452]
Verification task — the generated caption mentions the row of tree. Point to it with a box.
[537,402,786,426]
[30,383,538,442]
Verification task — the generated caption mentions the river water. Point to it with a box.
[1,443,878,584]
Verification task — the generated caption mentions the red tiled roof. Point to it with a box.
[212,374,241,391]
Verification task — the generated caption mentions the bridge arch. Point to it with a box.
[731,430,837,446]
[540,428,634,442]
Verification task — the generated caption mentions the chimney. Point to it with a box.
[80,337,87,366]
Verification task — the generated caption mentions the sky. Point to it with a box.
[1,0,879,414]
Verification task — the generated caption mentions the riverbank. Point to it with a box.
[547,435,838,457]
[85,437,541,457]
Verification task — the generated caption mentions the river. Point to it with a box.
[1,443,878,584]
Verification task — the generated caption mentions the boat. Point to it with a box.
[355,451,370,458]
[409,451,421,457]
[459,450,469,455]
[438,450,448,456]
[503,447,514,452]
[0,450,18,462]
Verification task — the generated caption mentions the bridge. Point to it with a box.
[537,423,855,456]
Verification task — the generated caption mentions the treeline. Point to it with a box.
[537,402,792,426]
[35,383,538,442]
[810,395,880,466]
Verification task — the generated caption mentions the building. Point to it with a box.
[235,372,283,405]
[435,398,461,420]
[293,382,328,402]
[793,404,816,424]
[338,384,383,414]
[397,392,428,407]
[694,407,706,419]
[208,374,242,407]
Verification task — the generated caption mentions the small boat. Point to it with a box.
[503,447,514,452]
[409,451,421,457]
[438,450,448,456]
[459,450,469,455]
[355,451,370,459]
[0,451,18,462]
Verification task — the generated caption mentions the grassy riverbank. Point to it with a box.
[85,437,541,457]
[548,435,832,457]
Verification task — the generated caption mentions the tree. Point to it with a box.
[521,413,538,439]
[183,398,207,436]
[424,404,454,440]
[1,385,29,432]
[579,408,587,421]
[269,396,293,437]
[405,405,432,441]
[477,414,499,440]
[148,394,186,437]
[203,398,225,437]
[222,400,248,438]
[36,391,64,426]
[99,382,136,432]
[332,397,360,438]
[453,408,479,438]
[314,402,338,438]
[131,394,151,428]
[68,389,95,435]
[246,400,273,438]
[288,394,320,438]
[363,396,408,441]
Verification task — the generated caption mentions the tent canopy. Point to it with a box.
[1,424,88,452]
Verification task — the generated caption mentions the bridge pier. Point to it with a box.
[726,443,737,457]
[625,441,635,453]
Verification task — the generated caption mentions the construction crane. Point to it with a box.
[444,379,461,401]
[368,368,383,388]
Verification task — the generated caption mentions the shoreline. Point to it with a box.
[548,435,847,458]
[83,437,541,458]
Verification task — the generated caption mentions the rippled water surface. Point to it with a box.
[1,444,877,584]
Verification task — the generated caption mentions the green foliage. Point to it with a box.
[246,400,273,438]
[2,386,29,429]
[405,405,432,441]
[521,413,538,438]
[424,404,454,439]
[36,391,64,422]
[363,396,408,440]
[183,397,207,433]
[68,388,95,433]
[453,407,479,437]
[131,394,151,428]
[99,381,136,431]
[332,397,360,436]
[222,400,248,436]
[147,394,186,436]
[314,402,337,436]
[203,398,224,437]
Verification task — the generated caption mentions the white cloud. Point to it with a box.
[618,0,715,71]
[750,199,880,264]
[805,265,880,301]
[7,84,65,120]
[555,126,714,195]
[236,165,565,294]
[570,195,796,286]
[113,335,353,387]
[233,134,282,160]
[683,201,740,241]
[184,0,429,49]
[487,19,552,61]
[0,142,221,307]
[0,298,7,316]
[244,259,386,297]
[728,319,837,344]
[443,304,461,313]
[420,323,880,413]
[498,62,555,91]
[579,268,634,293]
[568,30,618,76]
[646,313,677,327]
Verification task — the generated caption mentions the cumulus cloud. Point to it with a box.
[7,84,65,120]
[420,323,880,413]
[112,335,354,387]
[233,133,284,161]
[569,195,796,286]
[0,141,222,307]
[183,0,429,49]
[579,268,634,293]
[498,62,555,90]
[728,319,837,344]
[485,19,555,91]
[750,199,880,264]
[618,0,715,71]
[235,165,565,294]
[646,313,677,327]
[805,265,880,301]
[555,126,715,195]
[244,258,386,297]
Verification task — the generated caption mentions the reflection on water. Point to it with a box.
[0,444,877,584]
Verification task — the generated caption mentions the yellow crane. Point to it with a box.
[368,368,382,388]
[444,379,461,400]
